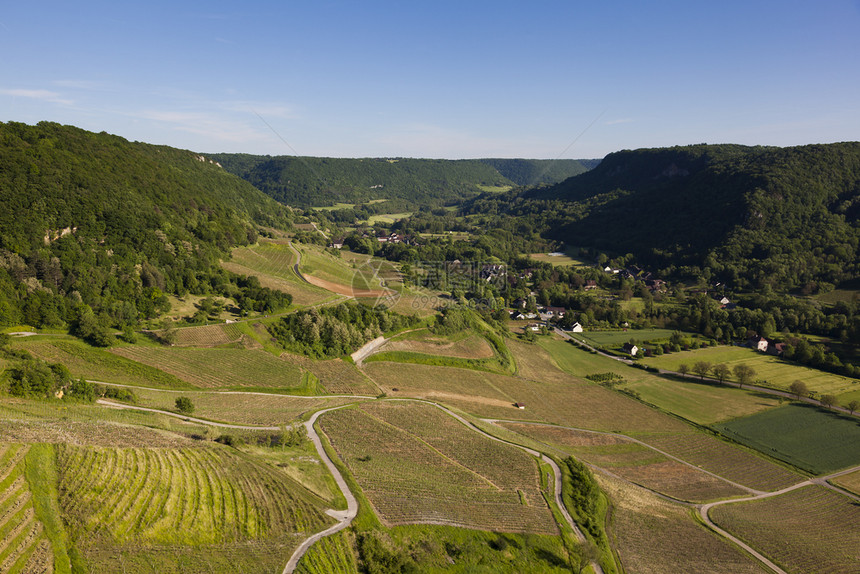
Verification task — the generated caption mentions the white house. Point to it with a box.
[622,343,639,356]
[571,322,583,333]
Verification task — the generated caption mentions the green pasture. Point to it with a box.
[621,376,784,425]
[715,404,860,474]
[537,337,625,377]
[641,345,860,400]
[362,212,413,225]
[578,329,679,348]
[298,244,382,291]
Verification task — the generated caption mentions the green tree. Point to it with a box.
[692,361,712,380]
[789,380,809,400]
[733,364,756,389]
[711,363,730,383]
[175,396,195,415]
[846,399,860,416]
[819,394,838,410]
[677,363,689,377]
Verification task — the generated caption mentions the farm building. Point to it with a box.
[622,343,639,356]
[747,335,769,352]
[571,322,583,333]
[514,402,526,409]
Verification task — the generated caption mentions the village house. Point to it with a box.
[622,343,639,356]
[570,322,584,333]
[747,335,769,352]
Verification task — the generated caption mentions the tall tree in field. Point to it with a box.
[692,361,712,380]
[733,364,755,389]
[677,363,690,377]
[712,363,730,383]
[789,380,809,400]
[819,394,838,410]
[847,399,860,415]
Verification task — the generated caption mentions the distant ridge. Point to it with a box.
[210,154,599,208]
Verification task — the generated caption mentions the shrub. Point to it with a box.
[175,396,195,414]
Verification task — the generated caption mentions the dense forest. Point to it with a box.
[466,143,860,292]
[211,154,598,208]
[0,121,293,337]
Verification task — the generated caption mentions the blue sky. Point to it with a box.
[1,1,858,158]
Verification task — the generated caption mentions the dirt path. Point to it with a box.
[283,405,358,573]
[96,399,285,430]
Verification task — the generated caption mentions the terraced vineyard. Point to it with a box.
[0,444,53,574]
[498,423,747,502]
[173,323,245,347]
[58,444,334,572]
[225,243,333,307]
[18,339,189,389]
[319,401,558,534]
[110,347,308,390]
[711,485,860,573]
[597,473,766,573]
[378,330,495,359]
[633,431,801,492]
[281,354,379,395]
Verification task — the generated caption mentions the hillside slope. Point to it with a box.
[529,143,860,289]
[0,121,292,331]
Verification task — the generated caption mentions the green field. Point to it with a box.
[17,339,192,389]
[225,242,335,306]
[640,345,860,400]
[362,212,413,225]
[109,346,311,391]
[297,244,382,291]
[621,376,783,425]
[577,329,679,348]
[527,250,592,268]
[715,404,860,474]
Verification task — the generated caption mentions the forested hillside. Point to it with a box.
[0,121,293,334]
[477,158,596,186]
[210,154,514,208]
[211,154,599,208]
[472,143,860,291]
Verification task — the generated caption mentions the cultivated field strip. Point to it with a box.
[319,402,558,534]
[57,444,331,546]
[173,323,244,347]
[110,346,304,389]
[280,354,379,395]
[0,444,53,574]
[633,432,801,492]
[597,473,767,574]
[498,423,747,502]
[711,485,860,573]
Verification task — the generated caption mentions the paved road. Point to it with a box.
[283,405,358,573]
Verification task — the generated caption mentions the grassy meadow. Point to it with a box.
[641,345,860,400]
[715,404,860,474]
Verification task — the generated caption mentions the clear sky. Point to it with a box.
[1,1,858,159]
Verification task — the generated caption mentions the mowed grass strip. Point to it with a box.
[498,423,747,503]
[16,339,190,389]
[110,347,306,390]
[710,485,860,573]
[57,444,331,546]
[319,401,558,534]
[597,473,767,574]
[641,345,859,399]
[715,404,860,474]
